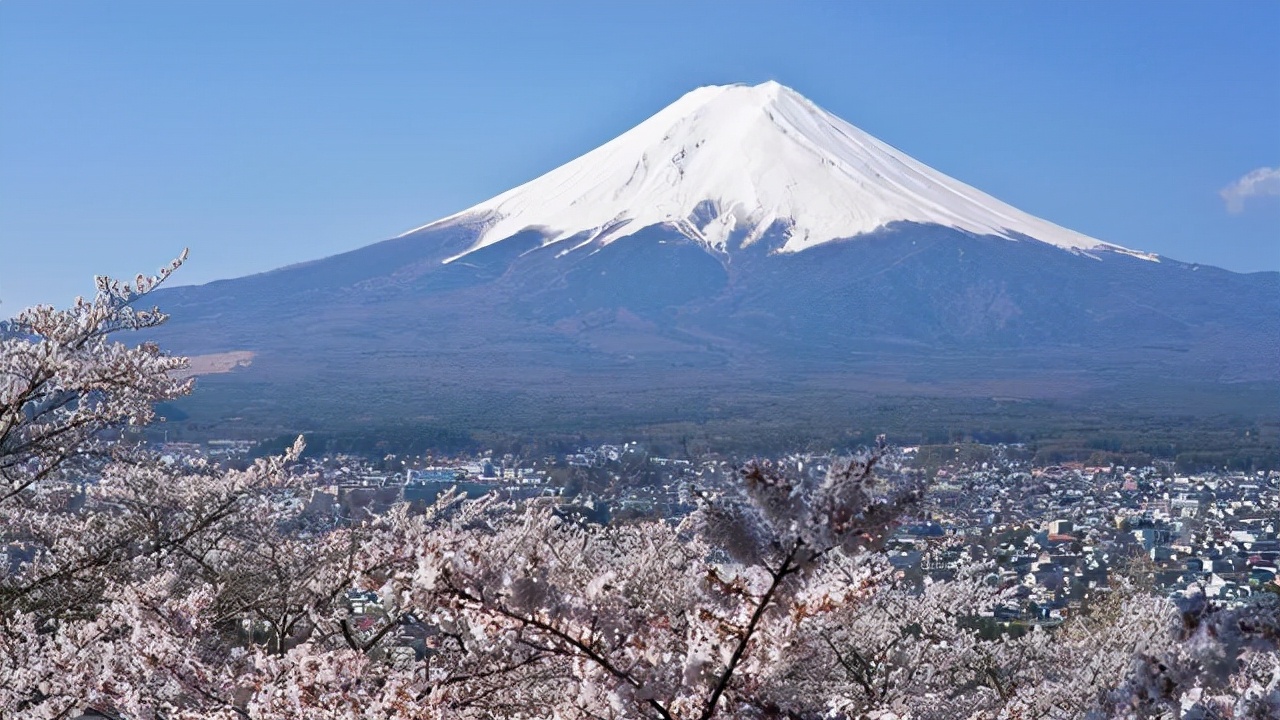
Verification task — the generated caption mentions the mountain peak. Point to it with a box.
[411,82,1144,262]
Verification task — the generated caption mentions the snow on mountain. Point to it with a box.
[406,81,1148,263]
[142,81,1276,433]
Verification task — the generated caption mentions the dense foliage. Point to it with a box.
[1,261,1277,719]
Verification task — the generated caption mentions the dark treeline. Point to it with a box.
[240,415,1280,473]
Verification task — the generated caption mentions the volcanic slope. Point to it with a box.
[149,82,1280,434]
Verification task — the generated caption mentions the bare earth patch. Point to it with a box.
[175,351,255,378]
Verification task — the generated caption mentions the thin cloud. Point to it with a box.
[1220,166,1280,213]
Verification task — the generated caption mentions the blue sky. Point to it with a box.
[2,1,1277,313]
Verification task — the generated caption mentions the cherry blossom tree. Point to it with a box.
[2,259,1277,719]
[2,253,195,626]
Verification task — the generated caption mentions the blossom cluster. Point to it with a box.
[1,262,1275,719]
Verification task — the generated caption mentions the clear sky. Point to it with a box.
[2,1,1277,313]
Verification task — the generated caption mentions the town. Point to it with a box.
[166,437,1280,631]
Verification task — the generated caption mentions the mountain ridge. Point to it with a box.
[143,82,1278,436]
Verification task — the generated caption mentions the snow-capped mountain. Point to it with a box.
[147,82,1277,436]
[411,81,1150,262]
